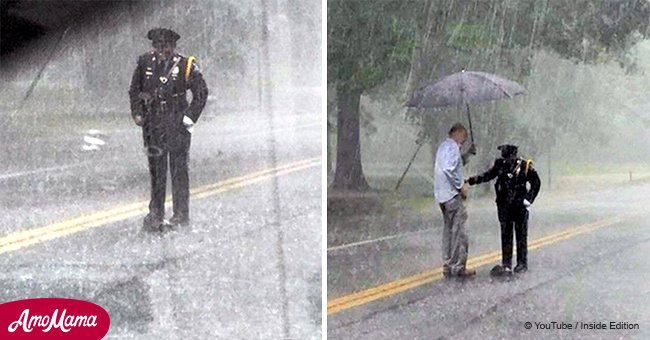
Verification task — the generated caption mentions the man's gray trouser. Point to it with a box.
[439,195,469,275]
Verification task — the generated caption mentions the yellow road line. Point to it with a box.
[0,158,321,255]
[327,212,641,315]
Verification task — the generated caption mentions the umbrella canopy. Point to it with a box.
[395,70,525,191]
[407,70,525,108]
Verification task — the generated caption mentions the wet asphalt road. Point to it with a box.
[328,182,650,339]
[0,103,322,339]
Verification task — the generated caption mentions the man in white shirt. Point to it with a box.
[434,123,475,277]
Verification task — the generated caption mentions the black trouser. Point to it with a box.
[497,204,529,268]
[145,130,191,220]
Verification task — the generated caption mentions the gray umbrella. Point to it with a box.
[407,70,525,142]
[395,70,525,190]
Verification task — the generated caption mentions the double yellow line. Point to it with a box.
[327,212,641,315]
[0,157,320,255]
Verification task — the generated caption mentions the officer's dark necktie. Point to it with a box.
[156,59,169,78]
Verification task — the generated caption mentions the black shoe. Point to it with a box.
[169,214,189,227]
[490,265,513,277]
[514,264,528,273]
[143,213,163,232]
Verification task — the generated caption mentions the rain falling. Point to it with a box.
[328,1,650,339]
[1,0,321,339]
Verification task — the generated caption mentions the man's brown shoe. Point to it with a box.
[457,268,476,277]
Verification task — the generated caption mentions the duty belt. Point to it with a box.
[155,92,184,112]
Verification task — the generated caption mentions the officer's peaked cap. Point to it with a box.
[497,144,518,156]
[147,28,180,43]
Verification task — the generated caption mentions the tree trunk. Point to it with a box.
[332,90,369,191]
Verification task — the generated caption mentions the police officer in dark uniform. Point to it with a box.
[466,144,541,274]
[129,28,208,230]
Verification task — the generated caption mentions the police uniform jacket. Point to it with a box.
[129,51,208,149]
[468,157,541,207]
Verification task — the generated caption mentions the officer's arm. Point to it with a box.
[526,167,541,203]
[128,57,144,120]
[186,60,208,123]
[467,161,498,185]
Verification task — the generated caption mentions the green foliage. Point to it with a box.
[329,0,650,97]
[328,0,417,94]
[389,17,418,61]
[445,21,498,51]
[499,0,649,62]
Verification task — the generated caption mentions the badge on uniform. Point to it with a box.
[159,76,168,84]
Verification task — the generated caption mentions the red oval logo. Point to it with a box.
[0,298,110,339]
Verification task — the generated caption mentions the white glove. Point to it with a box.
[523,198,531,210]
[183,115,194,134]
